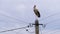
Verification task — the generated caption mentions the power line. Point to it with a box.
[39,19,60,29]
[40,12,60,21]
[40,19,60,30]
[46,19,60,24]
[0,26,29,33]
[0,12,60,34]
[0,14,29,24]
[1,12,60,24]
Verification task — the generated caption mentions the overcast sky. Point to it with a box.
[0,0,60,34]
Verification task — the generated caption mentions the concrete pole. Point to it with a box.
[35,19,39,34]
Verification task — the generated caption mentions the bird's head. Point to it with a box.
[34,5,36,8]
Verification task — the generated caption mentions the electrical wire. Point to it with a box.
[0,26,28,33]
[1,19,59,33]
[40,19,60,30]
[40,19,60,34]
[1,12,60,24]
[0,12,60,34]
[45,19,60,25]
[40,12,60,21]
[0,14,29,24]
[39,19,60,34]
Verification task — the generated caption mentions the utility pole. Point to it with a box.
[32,19,43,34]
[35,19,39,34]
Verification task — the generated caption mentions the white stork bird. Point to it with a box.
[33,5,40,18]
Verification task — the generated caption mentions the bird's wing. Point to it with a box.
[34,8,40,18]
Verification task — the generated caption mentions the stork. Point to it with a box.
[33,5,40,18]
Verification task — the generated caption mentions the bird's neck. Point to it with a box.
[34,7,36,10]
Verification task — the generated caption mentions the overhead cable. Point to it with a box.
[0,26,28,33]
[1,14,28,24]
[40,12,60,21]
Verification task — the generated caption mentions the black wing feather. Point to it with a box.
[34,10,40,18]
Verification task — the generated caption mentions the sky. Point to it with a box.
[0,0,60,34]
